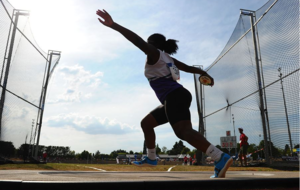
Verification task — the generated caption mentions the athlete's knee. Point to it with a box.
[140,118,148,131]
[174,128,192,141]
[141,115,157,131]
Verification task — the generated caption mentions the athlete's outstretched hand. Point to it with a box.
[96,9,114,27]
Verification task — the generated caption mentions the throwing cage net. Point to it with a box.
[195,0,299,164]
[0,0,61,160]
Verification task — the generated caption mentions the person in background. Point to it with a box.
[238,128,249,166]
[184,155,188,165]
[189,156,193,166]
[43,151,47,163]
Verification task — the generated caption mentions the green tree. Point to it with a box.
[110,149,127,158]
[80,150,90,159]
[129,150,134,154]
[156,144,162,154]
[283,144,291,156]
[69,150,76,158]
[0,141,15,157]
[187,149,197,158]
[259,141,283,158]
[161,146,167,154]
[169,140,186,155]
[94,150,101,159]
[181,147,191,154]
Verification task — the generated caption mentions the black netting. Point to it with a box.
[196,0,299,162]
[0,0,61,154]
[257,0,299,151]
[1,92,39,147]
[7,26,47,107]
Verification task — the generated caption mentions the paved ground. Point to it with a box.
[0,170,299,190]
[0,170,299,181]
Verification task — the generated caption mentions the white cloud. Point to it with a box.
[45,113,138,135]
[47,64,105,103]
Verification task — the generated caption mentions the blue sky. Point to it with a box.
[8,0,269,154]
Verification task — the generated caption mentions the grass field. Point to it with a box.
[0,163,298,172]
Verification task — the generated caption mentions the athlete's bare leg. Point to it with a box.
[141,114,158,149]
[171,120,210,152]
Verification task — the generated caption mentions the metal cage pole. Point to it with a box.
[0,10,29,139]
[241,10,270,164]
[278,67,293,155]
[34,50,61,159]
[232,114,237,156]
[254,12,273,161]
[193,65,205,165]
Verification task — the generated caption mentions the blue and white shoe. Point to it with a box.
[210,153,233,178]
[132,156,157,167]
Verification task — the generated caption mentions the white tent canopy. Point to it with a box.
[178,154,190,158]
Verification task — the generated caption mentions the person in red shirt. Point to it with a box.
[43,151,47,163]
[238,128,249,166]
[189,156,193,165]
[183,156,188,165]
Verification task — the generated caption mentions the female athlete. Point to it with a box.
[96,9,232,178]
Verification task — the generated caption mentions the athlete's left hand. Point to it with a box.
[96,9,114,27]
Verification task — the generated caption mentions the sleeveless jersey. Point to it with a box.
[144,50,182,104]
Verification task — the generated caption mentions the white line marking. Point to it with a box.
[167,166,176,172]
[76,165,106,172]
[88,167,106,172]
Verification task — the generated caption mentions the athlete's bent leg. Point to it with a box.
[132,114,159,167]
[141,114,158,149]
[171,120,210,152]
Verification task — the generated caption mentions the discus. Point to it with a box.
[199,75,212,86]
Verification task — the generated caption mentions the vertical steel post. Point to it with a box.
[0,10,23,138]
[254,13,273,161]
[278,68,293,155]
[34,51,53,159]
[232,114,237,156]
[34,50,60,159]
[193,65,205,165]
[248,12,270,164]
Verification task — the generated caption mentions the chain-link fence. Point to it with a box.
[195,0,299,164]
[0,0,61,160]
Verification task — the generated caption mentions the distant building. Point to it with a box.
[117,154,190,161]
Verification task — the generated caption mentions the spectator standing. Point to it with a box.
[238,128,249,166]
[184,155,188,165]
[43,151,47,163]
[189,156,193,165]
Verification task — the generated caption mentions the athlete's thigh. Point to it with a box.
[149,105,168,126]
[165,88,192,126]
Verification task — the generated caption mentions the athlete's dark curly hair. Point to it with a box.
[147,33,178,55]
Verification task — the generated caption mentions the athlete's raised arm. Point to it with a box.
[172,58,214,86]
[96,9,159,58]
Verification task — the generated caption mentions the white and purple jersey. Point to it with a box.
[144,50,182,104]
